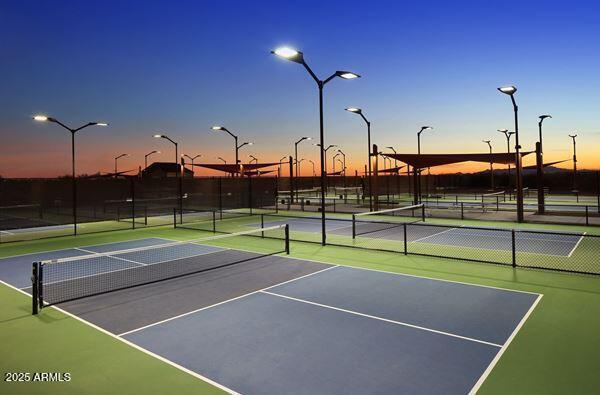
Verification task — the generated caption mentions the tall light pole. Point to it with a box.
[345,107,372,210]
[278,156,287,178]
[211,126,253,177]
[33,115,107,235]
[297,158,305,177]
[497,129,515,189]
[416,126,433,203]
[482,140,494,190]
[309,160,316,176]
[569,134,578,190]
[387,146,401,198]
[537,115,552,212]
[316,144,337,176]
[294,137,312,177]
[272,46,360,245]
[217,157,226,163]
[183,154,201,167]
[114,153,129,177]
[538,115,552,153]
[337,149,346,177]
[145,150,160,169]
[498,85,524,222]
[154,133,182,216]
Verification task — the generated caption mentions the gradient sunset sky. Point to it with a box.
[1,0,599,177]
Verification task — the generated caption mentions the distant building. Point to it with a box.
[141,162,194,179]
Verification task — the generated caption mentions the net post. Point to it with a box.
[421,204,425,222]
[285,224,290,254]
[173,208,177,228]
[212,210,216,233]
[333,197,336,213]
[261,213,265,238]
[461,202,464,220]
[352,214,356,239]
[32,262,39,315]
[511,229,517,268]
[403,223,408,255]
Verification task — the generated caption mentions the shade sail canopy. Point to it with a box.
[326,171,344,176]
[192,163,278,173]
[378,166,405,174]
[522,159,570,170]
[243,170,275,176]
[382,152,534,170]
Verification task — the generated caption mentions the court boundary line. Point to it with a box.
[117,265,338,337]
[260,290,502,348]
[0,279,240,395]
[468,293,543,394]
[567,232,586,257]
[75,247,148,266]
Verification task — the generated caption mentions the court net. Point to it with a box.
[352,204,425,238]
[31,224,289,313]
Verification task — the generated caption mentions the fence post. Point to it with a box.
[585,205,589,226]
[173,208,177,228]
[212,210,216,233]
[352,214,356,239]
[511,229,517,268]
[261,213,265,238]
[144,206,148,226]
[461,202,464,220]
[218,177,223,220]
[421,204,425,222]
[403,223,408,255]
[285,224,290,254]
[131,178,136,230]
[32,262,39,315]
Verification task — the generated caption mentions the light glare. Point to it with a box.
[498,85,517,95]
[273,47,299,59]
[33,115,48,121]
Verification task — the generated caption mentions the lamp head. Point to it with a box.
[539,114,552,120]
[420,126,433,133]
[345,107,362,114]
[336,71,360,79]
[498,85,517,95]
[94,122,108,126]
[271,47,304,63]
[33,115,49,122]
[153,134,163,138]
[211,126,225,131]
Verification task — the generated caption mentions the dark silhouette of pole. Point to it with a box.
[483,140,494,190]
[497,129,515,190]
[416,126,432,204]
[498,86,524,222]
[345,108,372,211]
[144,150,160,169]
[33,115,108,235]
[211,126,253,177]
[278,156,287,178]
[309,160,316,177]
[272,47,360,245]
[537,115,551,212]
[183,154,201,168]
[114,153,128,177]
[386,146,400,198]
[569,134,578,190]
[337,149,346,187]
[153,133,181,217]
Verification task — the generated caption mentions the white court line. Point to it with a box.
[75,247,147,266]
[118,265,339,337]
[261,290,502,348]
[0,230,16,235]
[0,279,240,395]
[567,232,587,258]
[469,293,543,394]
[410,226,460,243]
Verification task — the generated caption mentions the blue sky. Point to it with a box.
[1,0,599,176]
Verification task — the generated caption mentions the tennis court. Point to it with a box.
[1,232,541,394]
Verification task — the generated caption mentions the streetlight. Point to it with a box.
[482,140,494,190]
[308,160,316,177]
[217,157,226,163]
[387,146,401,198]
[538,115,552,154]
[272,46,360,245]
[416,126,433,204]
[332,152,341,173]
[297,158,305,177]
[211,125,253,176]
[249,155,258,164]
[294,137,312,177]
[497,85,524,222]
[114,153,128,176]
[154,133,182,216]
[183,154,201,167]
[33,115,108,235]
[278,156,287,178]
[315,143,337,176]
[497,129,515,189]
[346,107,372,210]
[337,149,346,176]
[145,150,160,169]
[569,134,578,190]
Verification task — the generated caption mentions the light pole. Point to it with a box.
[497,129,515,190]
[315,144,337,176]
[297,158,305,177]
[337,149,346,176]
[211,126,253,177]
[33,115,107,235]
[153,133,182,217]
[416,126,433,203]
[309,160,316,177]
[272,46,360,245]
[332,152,340,173]
[483,140,494,190]
[217,157,227,163]
[346,108,372,210]
[386,146,400,198]
[538,115,552,154]
[278,156,287,178]
[294,137,312,177]
[114,153,128,177]
[569,134,578,190]
[183,154,201,167]
[249,155,258,164]
[498,85,524,222]
[145,150,160,169]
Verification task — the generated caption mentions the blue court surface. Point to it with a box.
[0,238,542,394]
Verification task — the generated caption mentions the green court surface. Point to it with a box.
[1,222,600,394]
